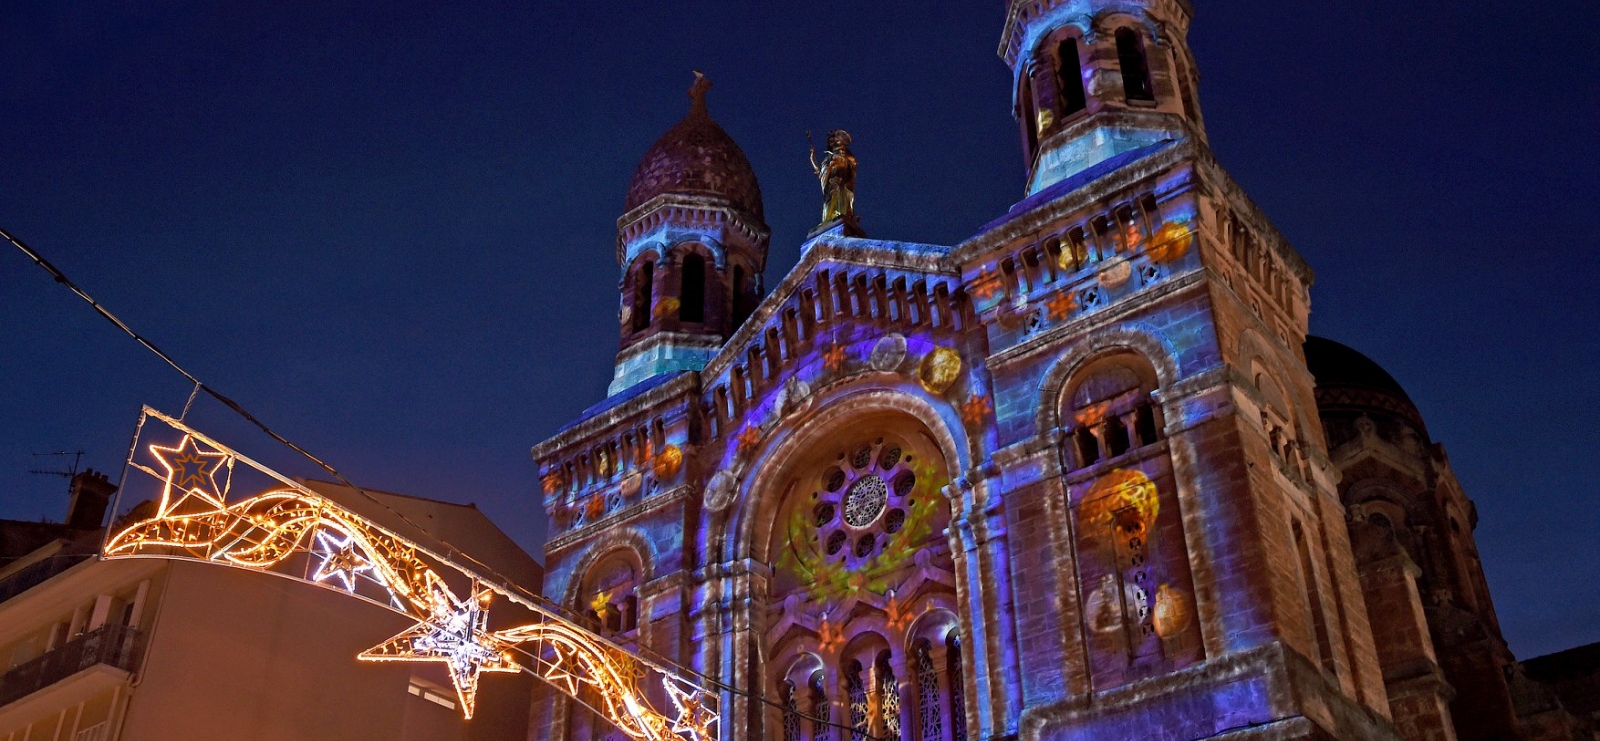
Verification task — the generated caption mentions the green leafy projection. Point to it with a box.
[775,457,949,605]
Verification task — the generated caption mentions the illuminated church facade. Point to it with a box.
[530,1,1593,740]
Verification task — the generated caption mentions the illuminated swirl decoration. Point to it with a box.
[105,409,716,740]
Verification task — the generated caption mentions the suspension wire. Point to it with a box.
[5,226,894,740]
[2,226,553,614]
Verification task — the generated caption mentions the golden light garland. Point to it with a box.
[104,407,716,739]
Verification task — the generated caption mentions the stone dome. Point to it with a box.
[623,75,764,221]
[1304,335,1429,440]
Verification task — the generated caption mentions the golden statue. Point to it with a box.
[808,129,859,230]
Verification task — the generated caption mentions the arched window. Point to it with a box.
[877,653,902,741]
[680,253,706,323]
[632,260,654,333]
[732,265,748,325]
[810,671,832,741]
[1019,76,1039,162]
[847,660,869,741]
[1115,28,1155,102]
[914,642,940,741]
[1065,359,1162,470]
[946,635,966,741]
[582,554,641,637]
[1057,38,1088,116]
[1293,520,1337,673]
[782,681,802,741]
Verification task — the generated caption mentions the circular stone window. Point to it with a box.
[802,436,935,568]
[843,475,889,528]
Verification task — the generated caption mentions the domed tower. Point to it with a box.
[999,0,1207,195]
[611,73,769,396]
[1306,336,1523,741]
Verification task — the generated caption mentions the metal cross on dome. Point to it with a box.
[104,406,718,739]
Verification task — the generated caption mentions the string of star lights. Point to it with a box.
[106,407,719,736]
[7,227,867,741]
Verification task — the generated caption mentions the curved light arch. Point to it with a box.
[104,406,716,741]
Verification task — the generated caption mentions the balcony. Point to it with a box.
[0,554,93,605]
[0,624,144,709]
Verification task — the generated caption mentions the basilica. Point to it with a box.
[529,1,1595,739]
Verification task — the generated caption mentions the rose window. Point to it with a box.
[810,437,920,566]
[843,475,888,527]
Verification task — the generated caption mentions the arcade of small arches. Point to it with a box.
[770,618,968,741]
[624,242,760,338]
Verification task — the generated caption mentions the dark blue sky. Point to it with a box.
[3,1,1596,658]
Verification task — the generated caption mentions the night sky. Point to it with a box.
[3,1,1596,658]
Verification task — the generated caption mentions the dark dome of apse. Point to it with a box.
[623,74,764,221]
[1304,335,1429,435]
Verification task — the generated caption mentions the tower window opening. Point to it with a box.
[681,253,706,323]
[1134,403,1159,446]
[1057,38,1088,116]
[1105,416,1131,458]
[1019,76,1040,164]
[1294,521,1337,674]
[632,261,654,333]
[732,265,748,324]
[1174,51,1199,119]
[1075,427,1100,468]
[1116,28,1155,102]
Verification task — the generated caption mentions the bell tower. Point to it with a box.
[611,74,769,396]
[1000,0,1206,195]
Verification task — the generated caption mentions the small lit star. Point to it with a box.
[960,394,993,429]
[150,435,228,514]
[822,343,849,372]
[1046,290,1078,321]
[312,529,375,592]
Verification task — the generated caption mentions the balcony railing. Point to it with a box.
[0,554,93,605]
[0,624,144,708]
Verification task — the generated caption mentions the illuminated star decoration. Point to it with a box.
[360,584,519,718]
[1045,290,1078,321]
[822,343,849,373]
[735,424,762,456]
[150,434,229,515]
[960,394,993,430]
[969,267,1003,304]
[311,529,376,593]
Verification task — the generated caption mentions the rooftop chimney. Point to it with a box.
[66,469,116,530]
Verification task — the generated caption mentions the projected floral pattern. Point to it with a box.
[775,435,948,604]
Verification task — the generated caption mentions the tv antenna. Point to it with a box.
[29,450,85,481]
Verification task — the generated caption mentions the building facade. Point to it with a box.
[0,473,541,741]
[530,2,1593,740]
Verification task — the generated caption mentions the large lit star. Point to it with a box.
[311,529,376,592]
[150,435,228,514]
[359,585,520,718]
